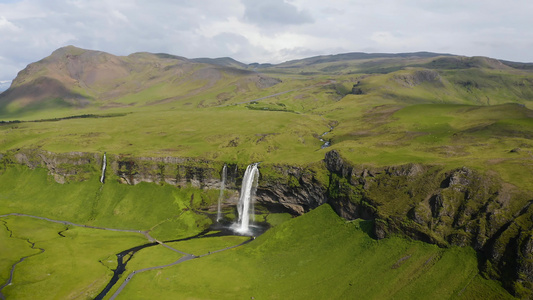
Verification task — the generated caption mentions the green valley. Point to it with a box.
[1,46,533,299]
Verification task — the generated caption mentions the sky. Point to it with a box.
[1,0,533,91]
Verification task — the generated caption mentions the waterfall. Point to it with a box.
[234,163,259,234]
[100,153,106,184]
[216,164,227,222]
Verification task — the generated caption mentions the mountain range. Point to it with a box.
[2,45,533,119]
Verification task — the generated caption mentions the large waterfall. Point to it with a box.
[216,164,227,222]
[234,163,259,234]
[100,153,106,184]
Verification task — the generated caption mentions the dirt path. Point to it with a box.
[0,213,145,234]
[0,213,256,300]
[142,231,191,256]
[109,237,253,300]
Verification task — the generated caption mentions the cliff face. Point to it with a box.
[10,149,100,183]
[2,149,328,214]
[324,150,533,298]
[2,148,532,297]
[255,164,328,215]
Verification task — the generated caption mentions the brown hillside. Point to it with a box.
[0,46,279,114]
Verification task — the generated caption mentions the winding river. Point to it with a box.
[0,213,264,300]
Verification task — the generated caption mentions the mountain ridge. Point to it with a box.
[0,45,281,117]
[2,45,533,119]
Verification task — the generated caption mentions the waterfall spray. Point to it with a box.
[217,164,227,222]
[100,153,107,184]
[234,163,259,234]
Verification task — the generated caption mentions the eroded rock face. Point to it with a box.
[323,149,533,298]
[256,165,328,215]
[11,149,100,182]
[393,69,442,87]
[115,156,225,189]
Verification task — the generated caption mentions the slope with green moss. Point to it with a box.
[117,204,514,300]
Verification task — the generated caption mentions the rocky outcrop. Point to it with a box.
[393,69,442,87]
[8,149,100,183]
[255,164,328,215]
[324,149,533,298]
[351,81,364,95]
[114,155,228,189]
[2,149,329,216]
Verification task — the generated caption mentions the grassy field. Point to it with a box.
[0,216,146,299]
[0,165,208,299]
[325,102,533,190]
[116,205,514,300]
[1,100,532,186]
[0,166,213,231]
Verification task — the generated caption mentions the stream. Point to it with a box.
[94,228,218,300]
[319,126,334,149]
[0,220,45,300]
[95,216,268,300]
[0,213,268,300]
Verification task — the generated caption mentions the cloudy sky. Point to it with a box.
[1,0,533,91]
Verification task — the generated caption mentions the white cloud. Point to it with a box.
[369,31,423,52]
[0,16,20,31]
[110,9,129,24]
[242,0,313,26]
[0,80,11,92]
[0,0,533,85]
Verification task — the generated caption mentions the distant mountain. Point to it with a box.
[0,46,279,116]
[277,51,452,67]
[191,57,249,69]
[499,60,533,70]
[2,45,533,118]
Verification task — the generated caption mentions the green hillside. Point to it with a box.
[1,47,533,299]
[0,167,513,299]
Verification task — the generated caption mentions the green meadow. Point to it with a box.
[117,205,513,300]
[1,48,533,299]
[0,216,146,299]
[2,96,531,189]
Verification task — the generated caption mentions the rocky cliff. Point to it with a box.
[324,150,533,298]
[2,148,532,297]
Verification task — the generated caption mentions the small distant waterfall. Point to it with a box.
[216,164,227,222]
[100,153,106,184]
[234,163,259,234]
[320,127,333,149]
